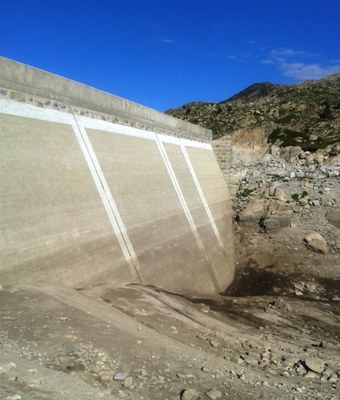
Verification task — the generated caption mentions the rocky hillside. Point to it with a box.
[166,73,340,150]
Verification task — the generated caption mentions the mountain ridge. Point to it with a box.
[166,73,340,150]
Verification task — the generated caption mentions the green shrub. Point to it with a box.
[291,193,300,202]
[291,191,308,202]
[236,188,255,199]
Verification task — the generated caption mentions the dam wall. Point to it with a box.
[0,57,234,296]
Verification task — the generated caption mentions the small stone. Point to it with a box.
[98,370,113,382]
[113,372,126,381]
[24,378,41,388]
[328,374,338,383]
[201,366,209,372]
[328,170,340,177]
[295,386,306,393]
[206,388,222,399]
[310,200,320,207]
[296,171,305,178]
[6,396,22,400]
[261,351,271,363]
[181,388,201,400]
[123,376,133,388]
[295,363,307,376]
[299,197,308,206]
[239,374,246,382]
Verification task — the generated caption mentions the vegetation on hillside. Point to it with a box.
[166,73,340,150]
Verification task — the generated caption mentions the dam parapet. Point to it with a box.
[0,57,211,141]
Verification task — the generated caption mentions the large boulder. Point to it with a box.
[237,198,265,226]
[273,187,287,202]
[303,232,328,254]
[261,197,292,232]
[281,146,303,162]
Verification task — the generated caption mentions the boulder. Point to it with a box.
[274,187,287,202]
[281,146,302,162]
[237,198,265,226]
[304,358,325,374]
[262,212,292,232]
[303,232,328,254]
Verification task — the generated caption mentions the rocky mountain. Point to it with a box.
[166,73,340,150]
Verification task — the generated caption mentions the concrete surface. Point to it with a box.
[0,56,211,140]
[0,58,234,295]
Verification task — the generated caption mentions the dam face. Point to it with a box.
[0,57,234,295]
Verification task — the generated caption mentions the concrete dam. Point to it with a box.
[0,57,234,296]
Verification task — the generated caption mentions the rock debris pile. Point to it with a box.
[233,143,340,257]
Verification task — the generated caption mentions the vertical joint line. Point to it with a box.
[155,134,220,293]
[180,141,225,249]
[71,111,142,285]
[155,135,197,237]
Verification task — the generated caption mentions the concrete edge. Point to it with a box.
[0,56,212,141]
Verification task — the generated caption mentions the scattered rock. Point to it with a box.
[98,370,113,382]
[181,388,201,400]
[299,197,309,206]
[206,388,222,399]
[113,372,126,381]
[123,376,133,388]
[304,358,325,374]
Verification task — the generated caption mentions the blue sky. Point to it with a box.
[0,0,339,111]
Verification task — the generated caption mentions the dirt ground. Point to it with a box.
[1,215,339,400]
